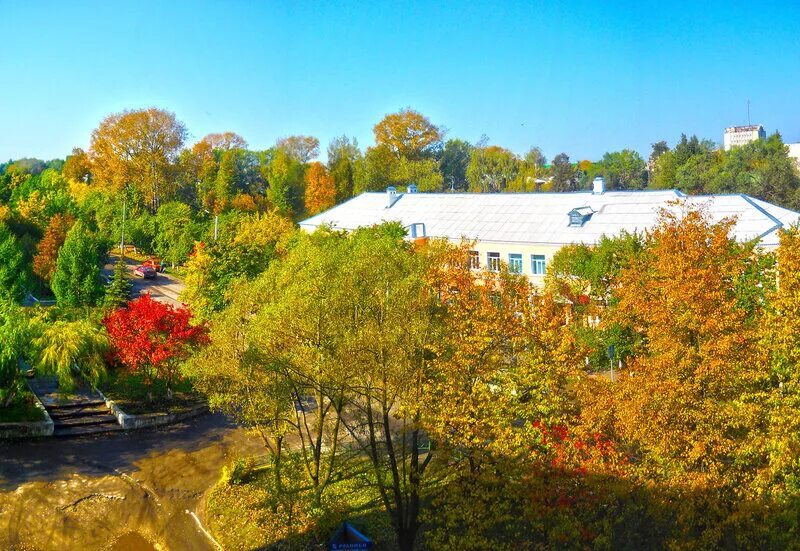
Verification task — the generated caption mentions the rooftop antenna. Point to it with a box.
[747,99,751,125]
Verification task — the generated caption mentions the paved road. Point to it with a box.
[104,255,186,307]
[0,413,265,550]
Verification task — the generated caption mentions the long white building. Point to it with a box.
[723,124,766,150]
[300,178,800,283]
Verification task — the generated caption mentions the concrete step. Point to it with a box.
[52,414,118,428]
[47,399,107,411]
[49,405,111,420]
[53,422,125,437]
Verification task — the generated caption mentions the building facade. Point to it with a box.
[723,124,766,150]
[300,178,800,284]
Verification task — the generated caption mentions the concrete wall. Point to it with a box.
[97,388,207,430]
[0,387,54,439]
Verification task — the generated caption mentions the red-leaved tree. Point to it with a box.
[104,294,209,400]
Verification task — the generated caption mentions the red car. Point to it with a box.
[134,265,157,279]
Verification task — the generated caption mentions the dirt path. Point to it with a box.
[0,413,264,550]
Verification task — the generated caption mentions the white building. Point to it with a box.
[787,142,800,169]
[300,178,800,284]
[723,124,766,150]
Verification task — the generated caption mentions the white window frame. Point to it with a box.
[508,253,523,274]
[487,252,500,272]
[468,250,480,270]
[531,254,546,275]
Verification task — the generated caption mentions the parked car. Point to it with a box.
[143,257,166,272]
[134,265,157,279]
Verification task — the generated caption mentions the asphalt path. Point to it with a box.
[103,255,185,307]
[0,413,265,550]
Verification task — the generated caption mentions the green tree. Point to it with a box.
[154,201,199,266]
[440,139,473,191]
[466,146,520,192]
[104,257,132,310]
[32,318,109,392]
[51,221,104,307]
[596,149,648,190]
[0,300,29,407]
[327,136,360,202]
[551,152,577,191]
[0,222,28,302]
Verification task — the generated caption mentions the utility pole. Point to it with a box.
[747,99,751,125]
[120,200,126,259]
[214,214,219,241]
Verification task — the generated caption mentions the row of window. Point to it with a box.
[469,251,547,275]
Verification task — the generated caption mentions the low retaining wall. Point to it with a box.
[0,384,54,439]
[96,388,208,430]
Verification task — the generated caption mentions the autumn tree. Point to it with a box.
[104,294,208,400]
[374,108,443,160]
[51,221,104,307]
[276,135,320,163]
[303,161,336,215]
[62,147,92,183]
[89,108,188,212]
[32,213,75,284]
[603,207,770,545]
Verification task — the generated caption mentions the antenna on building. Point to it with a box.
[747,99,751,125]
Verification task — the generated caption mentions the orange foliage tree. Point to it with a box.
[303,162,336,215]
[32,213,76,283]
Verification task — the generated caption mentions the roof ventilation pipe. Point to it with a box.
[592,176,605,194]
[407,183,418,193]
[386,186,401,208]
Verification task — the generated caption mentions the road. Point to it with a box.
[104,255,186,307]
[0,413,265,550]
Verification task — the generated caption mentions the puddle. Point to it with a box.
[107,532,157,551]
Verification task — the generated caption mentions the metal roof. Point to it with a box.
[299,190,800,248]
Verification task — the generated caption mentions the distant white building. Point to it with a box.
[300,178,800,283]
[724,124,766,150]
[787,142,800,169]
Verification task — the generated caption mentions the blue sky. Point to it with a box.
[1,1,798,162]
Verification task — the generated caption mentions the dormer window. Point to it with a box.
[568,206,594,227]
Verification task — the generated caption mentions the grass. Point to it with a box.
[205,456,397,551]
[100,371,204,415]
[0,390,45,423]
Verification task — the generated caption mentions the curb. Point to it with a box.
[0,381,54,439]
[96,388,208,430]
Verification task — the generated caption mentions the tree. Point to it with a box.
[197,132,247,152]
[276,135,320,163]
[551,153,578,191]
[62,147,92,183]
[353,145,396,194]
[104,294,208,400]
[153,201,198,266]
[303,162,336,215]
[0,222,28,302]
[266,149,305,215]
[104,257,132,310]
[466,146,520,192]
[440,139,473,191]
[327,136,360,202]
[608,208,765,498]
[51,221,104,307]
[0,300,29,407]
[597,150,647,190]
[32,213,75,284]
[32,319,109,392]
[374,108,443,160]
[89,108,188,211]
[648,140,669,169]
[525,146,547,169]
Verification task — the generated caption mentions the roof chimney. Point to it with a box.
[386,186,400,208]
[592,176,605,194]
[407,183,418,194]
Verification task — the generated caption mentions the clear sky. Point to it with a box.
[1,0,799,163]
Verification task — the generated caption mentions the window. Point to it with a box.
[508,253,523,273]
[487,252,500,272]
[531,254,546,275]
[468,250,480,269]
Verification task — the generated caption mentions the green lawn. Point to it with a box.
[0,391,45,423]
[205,457,397,551]
[100,371,203,415]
